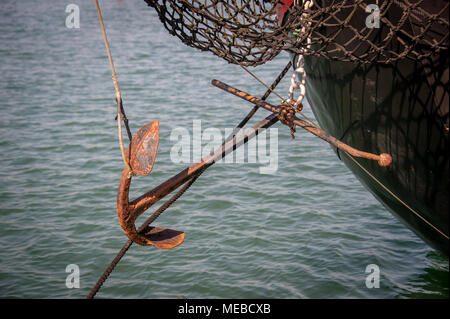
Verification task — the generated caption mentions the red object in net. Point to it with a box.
[276,0,294,24]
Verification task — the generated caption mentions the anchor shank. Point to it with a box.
[130,113,279,216]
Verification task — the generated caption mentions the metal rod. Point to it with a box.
[224,60,292,144]
[211,79,392,167]
[127,113,279,219]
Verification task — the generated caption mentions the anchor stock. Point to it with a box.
[211,79,392,167]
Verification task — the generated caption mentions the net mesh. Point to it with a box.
[144,0,449,66]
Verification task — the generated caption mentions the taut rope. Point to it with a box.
[94,0,134,176]
[345,153,449,240]
[87,166,206,299]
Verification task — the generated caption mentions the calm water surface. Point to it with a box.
[0,0,448,299]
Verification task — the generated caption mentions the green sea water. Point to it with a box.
[0,0,448,299]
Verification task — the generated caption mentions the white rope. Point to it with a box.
[288,0,314,109]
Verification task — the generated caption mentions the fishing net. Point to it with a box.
[144,0,449,66]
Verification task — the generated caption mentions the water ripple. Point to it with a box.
[0,0,447,299]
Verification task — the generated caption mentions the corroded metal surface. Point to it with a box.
[211,79,392,167]
[140,226,185,249]
[117,113,279,247]
[129,120,159,176]
[117,163,187,248]
[116,120,187,249]
[117,81,392,249]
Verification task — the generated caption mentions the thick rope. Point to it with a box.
[95,0,134,176]
[87,166,206,299]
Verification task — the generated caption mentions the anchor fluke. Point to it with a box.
[128,120,159,176]
[139,226,185,249]
[117,120,185,249]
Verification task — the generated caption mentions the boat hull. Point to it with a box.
[298,53,449,255]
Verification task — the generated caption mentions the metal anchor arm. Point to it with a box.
[130,113,279,217]
[117,114,279,247]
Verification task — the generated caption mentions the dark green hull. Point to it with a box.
[299,53,449,255]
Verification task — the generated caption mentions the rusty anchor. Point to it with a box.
[116,80,392,251]
[117,120,185,249]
